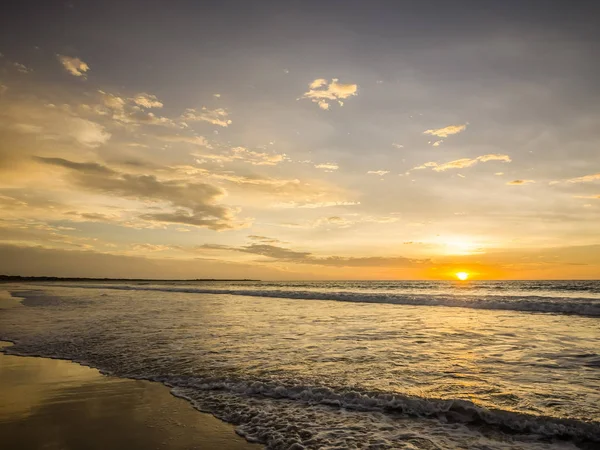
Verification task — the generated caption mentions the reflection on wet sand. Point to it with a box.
[0,345,260,450]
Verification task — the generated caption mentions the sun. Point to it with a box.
[456,272,469,281]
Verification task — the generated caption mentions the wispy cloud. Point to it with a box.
[95,90,178,127]
[198,242,422,268]
[193,170,299,187]
[194,146,285,166]
[230,147,285,165]
[300,78,358,110]
[13,62,33,74]
[273,201,361,209]
[57,55,90,78]
[423,124,467,138]
[6,108,110,147]
[247,235,285,244]
[310,214,399,229]
[315,162,339,171]
[367,170,390,176]
[507,179,535,185]
[132,93,163,109]
[156,134,209,147]
[181,107,232,127]
[554,173,600,184]
[413,154,511,172]
[64,118,112,147]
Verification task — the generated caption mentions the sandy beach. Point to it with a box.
[0,342,261,450]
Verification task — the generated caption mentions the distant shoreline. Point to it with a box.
[0,275,260,283]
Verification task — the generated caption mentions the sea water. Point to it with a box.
[1,280,599,449]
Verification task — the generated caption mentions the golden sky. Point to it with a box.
[0,2,599,280]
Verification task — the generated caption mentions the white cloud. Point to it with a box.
[203,171,301,188]
[432,140,443,147]
[367,170,390,176]
[392,143,404,149]
[3,101,110,148]
[478,154,511,162]
[157,134,208,147]
[423,124,467,138]
[273,201,361,209]
[315,163,339,171]
[181,107,232,127]
[132,93,163,109]
[95,90,178,127]
[557,173,600,184]
[312,214,399,229]
[413,154,511,172]
[13,62,33,74]
[193,146,285,166]
[230,146,285,165]
[300,78,358,110]
[57,55,90,78]
[317,100,330,110]
[101,92,127,111]
[65,118,111,147]
[10,123,43,134]
[309,78,328,89]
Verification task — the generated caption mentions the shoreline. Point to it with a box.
[0,341,262,450]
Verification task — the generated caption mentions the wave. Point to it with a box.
[163,378,600,445]
[47,284,600,317]
[2,340,599,448]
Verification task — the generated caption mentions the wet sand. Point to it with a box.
[0,343,261,450]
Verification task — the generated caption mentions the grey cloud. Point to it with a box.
[35,157,242,231]
[0,244,290,280]
[311,256,425,268]
[34,157,116,175]
[140,210,239,231]
[0,103,110,171]
[247,235,284,244]
[197,244,232,250]
[506,179,535,185]
[199,242,424,268]
[238,244,312,260]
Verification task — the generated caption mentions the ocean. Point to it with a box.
[1,280,599,449]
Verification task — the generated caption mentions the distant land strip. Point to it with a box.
[0,275,260,283]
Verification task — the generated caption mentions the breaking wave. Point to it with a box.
[2,341,600,448]
[51,284,600,317]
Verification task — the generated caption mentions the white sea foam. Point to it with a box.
[2,338,597,449]
[48,284,600,316]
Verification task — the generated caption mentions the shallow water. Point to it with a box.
[0,343,258,450]
[1,281,599,449]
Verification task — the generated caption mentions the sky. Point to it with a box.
[0,0,599,280]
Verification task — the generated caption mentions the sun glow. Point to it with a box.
[456,272,469,281]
